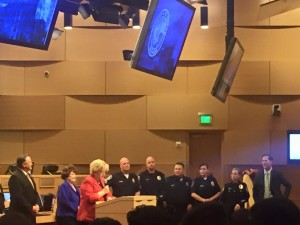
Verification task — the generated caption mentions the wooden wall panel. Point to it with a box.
[65,96,147,129]
[0,131,24,164]
[222,130,270,165]
[24,61,105,95]
[270,6,300,25]
[66,28,140,61]
[270,130,287,165]
[106,62,187,95]
[187,62,220,95]
[229,96,300,130]
[230,61,270,95]
[0,96,65,130]
[235,0,270,26]
[106,130,187,164]
[24,130,105,164]
[147,95,228,130]
[182,27,226,60]
[270,60,300,95]
[236,28,300,60]
[0,63,25,95]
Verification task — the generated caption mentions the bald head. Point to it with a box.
[146,156,156,173]
[120,157,130,174]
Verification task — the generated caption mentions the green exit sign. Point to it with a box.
[199,114,213,125]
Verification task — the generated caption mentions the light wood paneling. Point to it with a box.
[147,95,228,130]
[0,63,25,95]
[24,61,105,95]
[236,27,300,60]
[66,28,140,61]
[106,62,187,95]
[0,96,65,130]
[24,130,105,164]
[270,60,300,95]
[229,96,300,130]
[106,130,187,164]
[269,3,300,25]
[65,96,147,129]
[230,61,270,95]
[235,0,270,26]
[0,131,24,164]
[182,27,226,60]
[187,62,220,95]
[222,130,270,165]
[270,130,287,165]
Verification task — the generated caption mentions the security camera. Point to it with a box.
[272,104,281,116]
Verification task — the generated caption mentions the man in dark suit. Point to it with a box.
[8,154,40,223]
[253,154,291,203]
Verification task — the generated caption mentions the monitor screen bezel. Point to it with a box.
[0,0,61,50]
[130,0,195,80]
[211,37,244,103]
[287,130,300,164]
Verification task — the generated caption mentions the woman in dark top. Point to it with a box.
[56,164,80,225]
[191,163,221,206]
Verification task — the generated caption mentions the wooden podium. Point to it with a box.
[95,196,156,225]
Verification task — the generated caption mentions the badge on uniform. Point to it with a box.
[239,184,243,189]
[157,176,161,180]
[186,182,189,187]
[211,181,215,187]
[132,178,135,183]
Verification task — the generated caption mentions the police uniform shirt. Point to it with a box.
[106,172,139,197]
[165,175,192,206]
[139,170,166,201]
[192,175,221,200]
[220,181,249,208]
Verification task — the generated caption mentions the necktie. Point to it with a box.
[264,172,271,199]
[27,173,35,189]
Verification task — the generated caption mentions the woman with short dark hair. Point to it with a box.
[56,164,80,225]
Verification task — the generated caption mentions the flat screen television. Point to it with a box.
[0,0,60,50]
[211,37,244,103]
[287,130,300,164]
[130,0,195,80]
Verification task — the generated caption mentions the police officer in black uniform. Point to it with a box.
[106,157,140,197]
[139,156,166,207]
[191,163,221,206]
[220,167,249,219]
[165,162,192,225]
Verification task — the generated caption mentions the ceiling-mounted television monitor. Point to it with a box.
[130,0,195,80]
[0,0,60,50]
[211,37,244,103]
[287,130,300,164]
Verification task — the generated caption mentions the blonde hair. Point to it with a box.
[89,159,109,175]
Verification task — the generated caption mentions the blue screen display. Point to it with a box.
[288,131,300,164]
[131,0,195,80]
[0,0,60,50]
[4,192,10,202]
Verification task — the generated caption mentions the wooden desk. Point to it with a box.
[36,212,55,224]
[96,196,156,225]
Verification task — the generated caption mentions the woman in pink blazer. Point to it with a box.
[77,159,114,225]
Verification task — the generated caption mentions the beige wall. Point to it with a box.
[1,0,300,204]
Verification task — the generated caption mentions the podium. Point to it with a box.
[95,196,156,225]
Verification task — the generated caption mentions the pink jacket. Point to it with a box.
[77,175,112,222]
